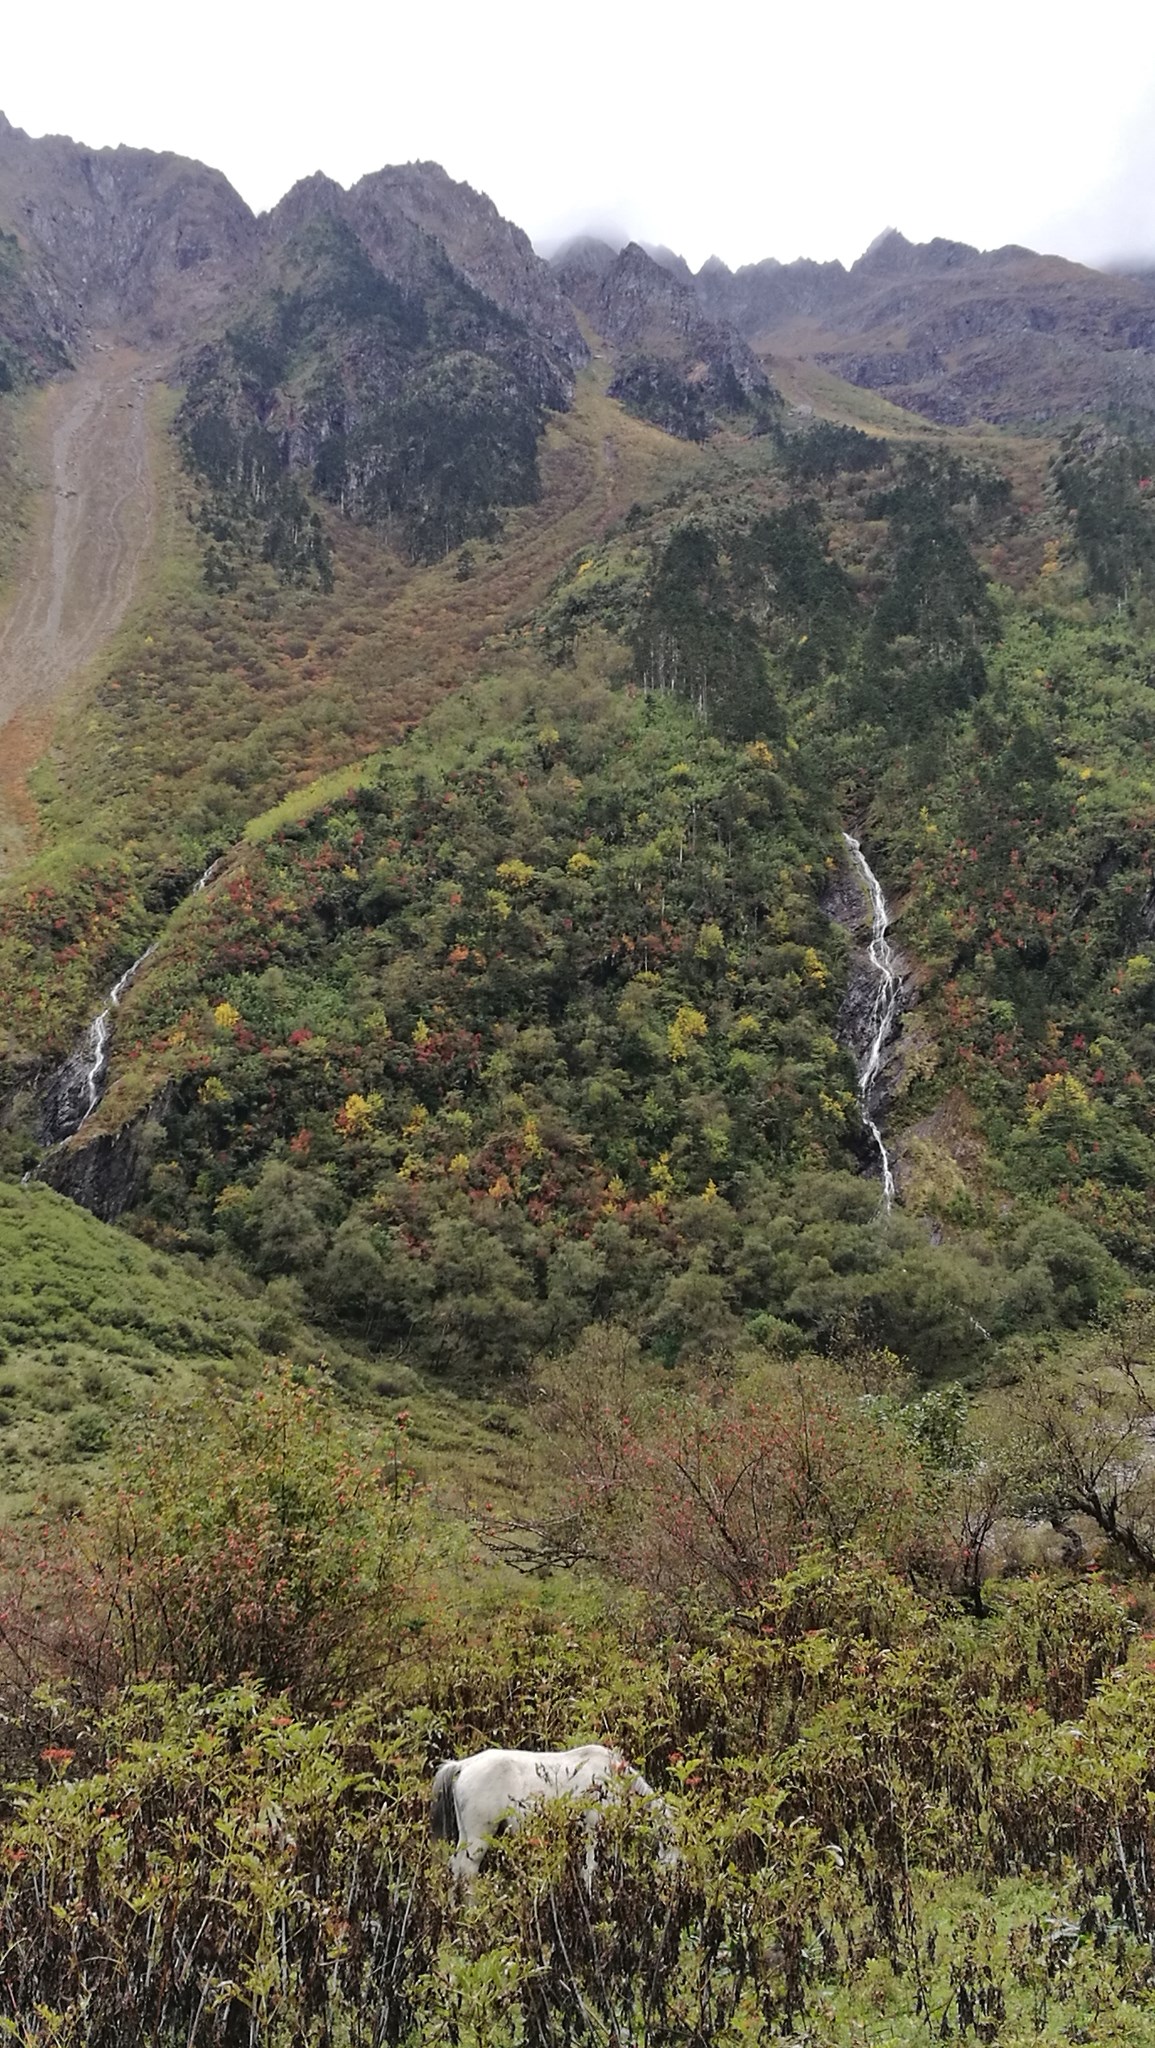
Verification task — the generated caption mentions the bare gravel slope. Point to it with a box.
[0,347,156,867]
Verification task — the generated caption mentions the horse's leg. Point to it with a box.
[581,1808,600,1892]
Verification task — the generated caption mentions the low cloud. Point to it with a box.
[1034,88,1155,271]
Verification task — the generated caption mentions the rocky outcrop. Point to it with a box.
[695,227,1155,428]
[0,110,256,350]
[353,162,587,382]
[12,110,1155,462]
[180,186,570,562]
[0,122,582,409]
[555,239,776,437]
[694,250,851,333]
[551,235,617,302]
[36,1086,174,1222]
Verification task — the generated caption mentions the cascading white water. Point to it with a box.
[71,939,165,1127]
[41,857,224,1143]
[842,831,901,1210]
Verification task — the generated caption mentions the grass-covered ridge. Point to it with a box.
[0,1180,268,1506]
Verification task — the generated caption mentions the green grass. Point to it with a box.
[820,1870,1155,2044]
[0,1180,273,1508]
[770,353,946,434]
[0,1177,534,1517]
[244,753,387,841]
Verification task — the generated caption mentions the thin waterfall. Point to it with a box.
[842,831,901,1210]
[40,857,224,1144]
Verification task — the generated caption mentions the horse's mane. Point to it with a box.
[429,1759,461,1842]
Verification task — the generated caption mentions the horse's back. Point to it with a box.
[460,1744,619,1784]
[434,1741,670,1881]
[467,1743,617,1765]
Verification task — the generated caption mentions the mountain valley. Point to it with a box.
[3,108,1155,1498]
[6,111,1155,2042]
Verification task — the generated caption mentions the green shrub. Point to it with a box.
[0,1369,420,1709]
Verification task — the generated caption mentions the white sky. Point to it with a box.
[6,0,1155,272]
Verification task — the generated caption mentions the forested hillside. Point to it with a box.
[8,124,1155,2040]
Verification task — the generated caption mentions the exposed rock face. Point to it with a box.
[0,220,72,385]
[0,119,593,562]
[556,216,1155,434]
[695,227,1155,428]
[182,182,572,561]
[8,109,1155,439]
[0,110,256,350]
[695,250,850,331]
[555,238,776,437]
[640,243,695,286]
[551,235,617,318]
[353,162,588,380]
[0,121,581,405]
[36,1089,174,1222]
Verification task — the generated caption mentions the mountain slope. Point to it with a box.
[554,237,776,438]
[179,192,573,564]
[0,110,254,351]
[697,228,1155,427]
[348,160,586,372]
[5,123,1155,1399]
[8,128,1155,2048]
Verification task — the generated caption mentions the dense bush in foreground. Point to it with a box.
[4,1376,1155,2041]
[5,1562,1155,2045]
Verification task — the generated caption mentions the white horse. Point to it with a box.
[430,1742,675,1884]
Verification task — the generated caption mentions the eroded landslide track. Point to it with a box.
[0,347,157,868]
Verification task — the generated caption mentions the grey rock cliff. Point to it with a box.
[0,110,256,348]
[554,238,774,432]
[694,224,1155,427]
[354,161,588,380]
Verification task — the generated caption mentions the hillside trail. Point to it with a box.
[0,345,158,872]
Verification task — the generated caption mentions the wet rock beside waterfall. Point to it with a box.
[39,1049,99,1145]
[823,841,913,1125]
[36,1086,174,1222]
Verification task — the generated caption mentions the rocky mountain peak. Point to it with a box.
[551,234,617,272]
[595,241,697,340]
[265,172,347,236]
[0,118,255,345]
[851,228,984,280]
[350,160,587,373]
[641,243,694,285]
[552,235,774,438]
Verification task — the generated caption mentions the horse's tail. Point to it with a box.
[430,1760,462,1842]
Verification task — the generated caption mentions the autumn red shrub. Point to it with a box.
[530,1329,940,1619]
[0,1367,420,1721]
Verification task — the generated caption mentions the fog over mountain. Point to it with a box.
[1034,81,1155,273]
[7,0,1155,269]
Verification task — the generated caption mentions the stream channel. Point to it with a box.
[40,858,223,1144]
[840,832,903,1210]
